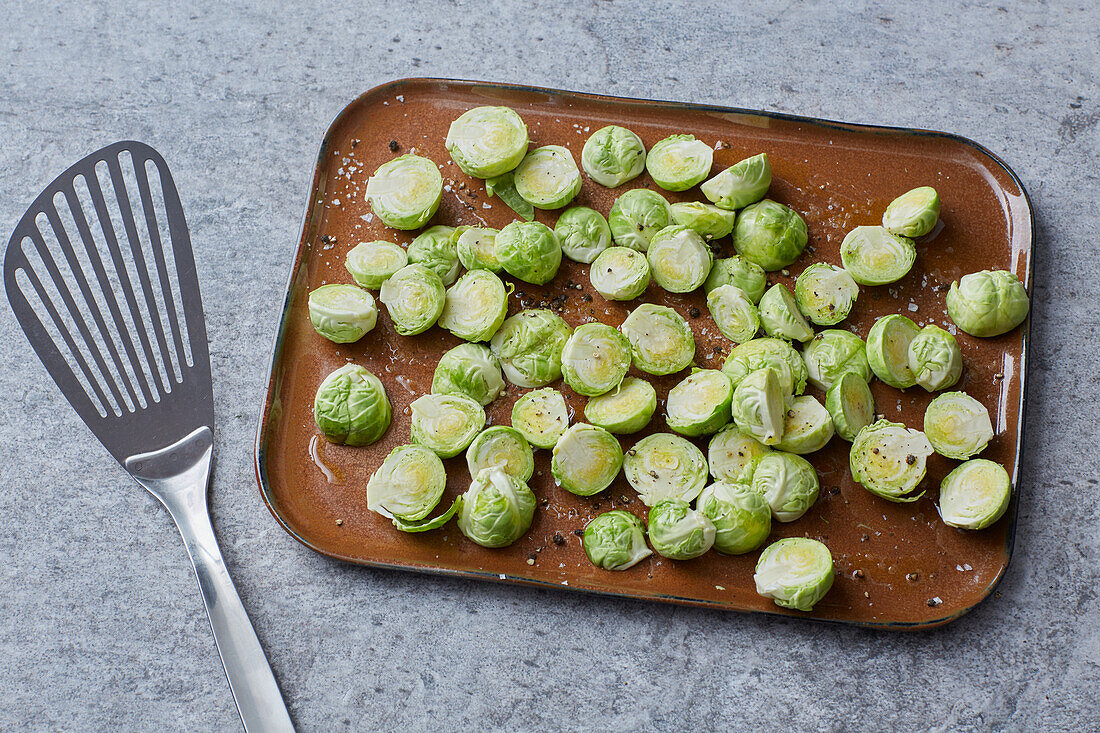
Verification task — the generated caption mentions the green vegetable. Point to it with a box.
[850,419,934,502]
[645,134,714,191]
[700,153,772,211]
[866,314,920,388]
[438,269,509,343]
[924,391,994,460]
[313,364,392,447]
[583,510,652,570]
[754,537,834,612]
[839,226,915,286]
[707,284,761,343]
[733,199,808,271]
[366,444,446,521]
[308,284,378,343]
[697,481,771,555]
[378,264,446,336]
[751,450,820,522]
[490,309,572,388]
[669,201,737,241]
[730,367,787,446]
[445,106,529,179]
[946,269,1030,338]
[908,325,963,392]
[555,206,613,264]
[721,337,807,395]
[802,329,871,391]
[825,371,875,442]
[408,226,461,286]
[794,263,859,326]
[389,498,462,533]
[608,189,672,251]
[938,459,1012,530]
[485,171,535,221]
[620,303,695,375]
[882,186,940,238]
[457,467,536,548]
[365,154,443,230]
[665,369,734,437]
[466,426,535,483]
[703,255,767,303]
[646,225,713,293]
[551,423,624,496]
[707,425,771,483]
[759,283,814,342]
[495,220,562,285]
[561,323,632,397]
[581,125,646,188]
[514,145,582,210]
[623,432,709,506]
[583,377,657,434]
[455,227,502,273]
[511,387,569,449]
[775,395,835,454]
[345,241,408,289]
[431,343,505,406]
[409,393,485,458]
[590,246,651,301]
[646,498,716,560]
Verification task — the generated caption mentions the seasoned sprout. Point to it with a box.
[495,220,562,285]
[583,510,652,570]
[839,226,916,286]
[802,329,871,391]
[620,303,695,375]
[584,377,657,434]
[513,145,582,210]
[707,285,760,343]
[754,537,834,612]
[946,269,1030,338]
[608,189,672,251]
[795,263,859,326]
[378,264,446,336]
[825,371,875,442]
[456,227,502,273]
[308,284,378,344]
[561,323,633,397]
[670,201,737,241]
[646,226,714,293]
[438,269,509,342]
[555,206,613,264]
[850,419,934,502]
[866,314,920,388]
[751,451,820,522]
[345,241,408,289]
[431,343,505,406]
[408,226,461,286]
[590,247,651,301]
[645,134,714,191]
[490,309,572,388]
[924,391,994,460]
[511,387,569,449]
[733,199,808,271]
[759,283,814,342]
[908,325,963,392]
[485,171,534,222]
[365,154,442,230]
[366,445,446,521]
[445,106,529,179]
[938,459,1012,530]
[697,481,771,555]
[775,395,835,454]
[314,364,392,447]
[731,368,787,446]
[665,369,734,437]
[647,498,716,560]
[623,433,709,506]
[703,255,768,303]
[551,423,624,496]
[409,393,485,458]
[581,125,646,188]
[708,425,771,483]
[466,426,535,483]
[457,467,536,548]
[722,337,807,395]
[882,186,940,238]
[700,153,772,211]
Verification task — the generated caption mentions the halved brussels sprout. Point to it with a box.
[670,201,737,241]
[490,309,572,388]
[590,246,651,301]
[431,343,506,406]
[775,394,835,454]
[485,171,535,222]
[882,186,940,238]
[802,329,871,391]
[700,153,772,211]
[581,125,646,188]
[438,269,509,342]
[751,450,820,522]
[623,432,708,506]
[583,510,652,570]
[850,419,934,502]
[731,368,787,446]
[938,459,1012,530]
[365,154,442,230]
[665,369,734,437]
[645,134,714,191]
[733,199,808,271]
[345,241,408,289]
[314,364,392,446]
[759,283,814,342]
[908,325,963,392]
[708,425,771,483]
[555,206,612,264]
[308,284,378,343]
[551,423,624,496]
[924,391,994,460]
[866,314,920,388]
[721,337,807,395]
[608,189,672,251]
[410,393,485,458]
[366,444,446,521]
[445,106,529,179]
[703,255,767,303]
[697,481,771,555]
[457,466,536,548]
[620,303,695,376]
[584,377,657,434]
[946,269,1030,338]
[839,226,916,286]
[511,387,569,449]
[378,264,446,336]
[495,221,562,285]
[707,284,761,343]
[408,225,461,286]
[794,263,859,326]
[825,371,875,442]
[466,426,535,483]
[646,498,715,560]
[646,226,714,293]
[753,537,834,612]
[513,145,582,210]
[456,227,502,273]
[561,323,633,397]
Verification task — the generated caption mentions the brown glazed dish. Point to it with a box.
[255,78,1032,629]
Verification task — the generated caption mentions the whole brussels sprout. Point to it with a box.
[700,153,772,211]
[431,343,506,406]
[365,154,442,230]
[583,376,658,435]
[561,323,633,397]
[514,145,582,210]
[908,325,963,392]
[366,444,446,521]
[646,225,714,293]
[882,186,940,238]
[703,255,767,303]
[669,201,737,241]
[794,263,859,326]
[314,364,392,446]
[825,371,875,442]
[946,269,1030,337]
[923,391,994,460]
[721,337,807,395]
[457,467,536,548]
[581,125,647,188]
[866,314,920,388]
[490,309,572,388]
[697,481,771,555]
[707,425,771,484]
[495,221,562,285]
[620,303,695,376]
[445,106,529,179]
[775,395,835,455]
[438,269,509,342]
[308,284,378,343]
[345,240,408,289]
[839,226,915,286]
[555,206,613,264]
[646,498,716,560]
[850,419,934,502]
[802,329,871,391]
[455,227,502,273]
[938,459,1012,530]
[378,263,446,336]
[466,426,535,483]
[645,134,714,191]
[751,450,820,522]
[590,246,651,301]
[407,226,461,286]
[623,433,708,506]
[733,199,808,271]
[707,284,761,343]
[583,510,652,570]
[731,367,787,446]
[759,283,814,342]
[551,423,624,496]
[511,387,569,449]
[754,537,834,612]
[608,189,672,251]
[410,393,485,458]
[665,369,734,437]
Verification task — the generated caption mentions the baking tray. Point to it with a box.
[255,78,1032,629]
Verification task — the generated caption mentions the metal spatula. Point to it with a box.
[3,141,294,732]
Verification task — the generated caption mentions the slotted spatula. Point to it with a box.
[3,141,294,732]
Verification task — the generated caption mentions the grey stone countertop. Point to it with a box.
[1,1,1097,730]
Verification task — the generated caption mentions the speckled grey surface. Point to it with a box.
[1,1,1098,730]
